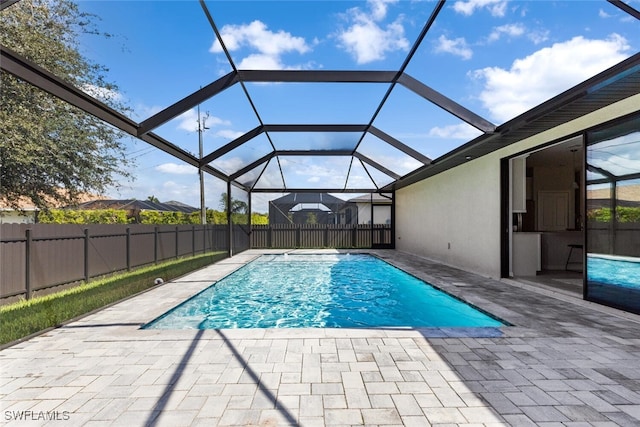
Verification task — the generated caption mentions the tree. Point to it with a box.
[219,192,248,214]
[0,0,132,210]
[306,212,318,224]
[147,195,160,203]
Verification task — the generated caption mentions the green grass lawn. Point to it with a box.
[0,252,226,347]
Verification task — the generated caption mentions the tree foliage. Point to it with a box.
[0,0,132,210]
[36,208,269,225]
[587,207,640,223]
[219,192,248,214]
[39,209,131,224]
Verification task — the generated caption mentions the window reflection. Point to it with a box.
[585,115,640,314]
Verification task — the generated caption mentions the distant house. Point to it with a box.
[0,199,38,224]
[345,194,393,225]
[0,193,104,224]
[587,184,640,209]
[268,193,354,225]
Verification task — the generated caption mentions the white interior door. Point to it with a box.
[537,191,569,231]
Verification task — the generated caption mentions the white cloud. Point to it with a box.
[488,23,525,42]
[471,34,631,123]
[453,0,508,17]
[527,29,549,45]
[337,0,409,64]
[434,35,473,60]
[428,123,483,140]
[368,0,399,21]
[175,109,231,133]
[599,9,612,18]
[155,163,197,175]
[210,20,310,70]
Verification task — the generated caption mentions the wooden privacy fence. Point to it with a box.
[0,223,232,300]
[250,224,392,249]
[0,222,382,301]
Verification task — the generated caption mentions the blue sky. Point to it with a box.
[75,0,640,212]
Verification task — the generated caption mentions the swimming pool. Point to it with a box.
[587,255,640,289]
[586,254,640,314]
[144,254,506,329]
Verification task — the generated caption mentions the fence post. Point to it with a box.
[267,226,272,248]
[175,226,179,259]
[84,228,90,283]
[154,226,158,264]
[126,227,131,271]
[192,225,196,256]
[25,229,32,300]
[324,225,329,248]
[352,225,357,248]
[204,225,208,254]
[296,225,301,248]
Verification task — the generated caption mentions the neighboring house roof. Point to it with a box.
[0,192,105,211]
[348,194,392,204]
[271,193,347,206]
[270,193,352,212]
[74,199,198,214]
[587,184,640,203]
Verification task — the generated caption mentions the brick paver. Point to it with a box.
[1,249,640,426]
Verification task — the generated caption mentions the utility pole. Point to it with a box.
[197,104,209,225]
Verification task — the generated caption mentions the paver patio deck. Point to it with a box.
[1,249,640,426]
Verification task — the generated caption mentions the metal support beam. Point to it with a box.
[226,181,233,257]
[368,126,432,164]
[229,153,275,181]
[354,153,401,180]
[1,45,138,136]
[0,0,21,11]
[607,0,640,20]
[398,73,496,133]
[201,126,264,165]
[0,44,240,185]
[138,72,238,135]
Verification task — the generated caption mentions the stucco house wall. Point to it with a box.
[395,94,640,279]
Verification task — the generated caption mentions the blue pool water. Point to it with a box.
[587,255,640,289]
[144,254,506,329]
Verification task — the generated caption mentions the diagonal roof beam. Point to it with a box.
[0,0,20,11]
[397,73,496,133]
[200,0,281,184]
[0,44,238,186]
[352,0,447,155]
[237,70,397,83]
[607,0,640,20]
[138,72,239,136]
[586,163,617,180]
[368,126,432,165]
[139,133,237,185]
[200,126,264,165]
[1,44,138,136]
[354,153,401,180]
[229,152,275,181]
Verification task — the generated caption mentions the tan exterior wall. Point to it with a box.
[396,94,640,279]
